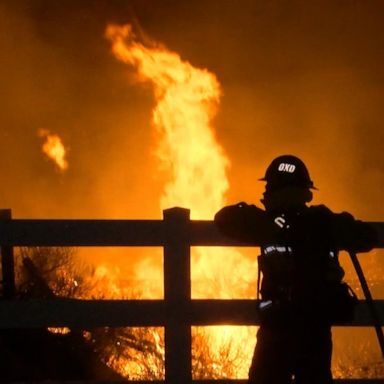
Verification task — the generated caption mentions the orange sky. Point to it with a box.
[1,0,383,222]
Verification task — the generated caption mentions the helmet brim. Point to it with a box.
[258,177,318,190]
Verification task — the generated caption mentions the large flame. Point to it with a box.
[105,24,228,217]
[106,24,256,378]
[38,129,68,172]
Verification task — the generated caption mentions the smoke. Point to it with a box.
[1,1,383,220]
[0,2,159,220]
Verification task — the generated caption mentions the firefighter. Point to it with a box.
[214,155,377,384]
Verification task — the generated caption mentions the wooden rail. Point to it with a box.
[0,207,383,383]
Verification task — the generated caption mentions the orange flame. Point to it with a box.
[106,24,256,378]
[38,129,68,171]
[105,24,229,217]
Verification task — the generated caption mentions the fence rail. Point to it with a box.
[1,207,383,383]
[0,299,383,329]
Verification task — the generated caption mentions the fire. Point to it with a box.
[106,24,256,378]
[38,129,68,171]
[105,24,228,217]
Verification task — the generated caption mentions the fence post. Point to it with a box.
[163,207,192,384]
[0,209,15,299]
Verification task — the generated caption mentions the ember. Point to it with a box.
[38,129,68,172]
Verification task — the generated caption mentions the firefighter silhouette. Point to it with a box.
[215,155,377,384]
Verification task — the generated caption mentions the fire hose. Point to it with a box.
[349,251,384,358]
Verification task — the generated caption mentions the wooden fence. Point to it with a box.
[0,207,383,383]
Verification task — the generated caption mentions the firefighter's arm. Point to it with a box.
[214,202,277,243]
[331,211,378,252]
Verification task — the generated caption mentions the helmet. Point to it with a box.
[260,155,317,190]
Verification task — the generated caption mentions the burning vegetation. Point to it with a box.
[8,246,250,380]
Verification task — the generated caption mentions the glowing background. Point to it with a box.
[1,1,384,222]
[1,0,383,377]
[1,0,383,286]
